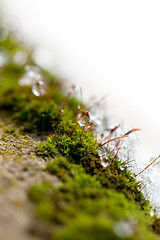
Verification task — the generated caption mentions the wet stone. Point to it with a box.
[0,119,61,240]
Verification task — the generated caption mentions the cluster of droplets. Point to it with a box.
[135,156,160,217]
[76,109,91,131]
[90,106,160,216]
[18,65,49,96]
[0,23,49,97]
[107,125,140,167]
[76,113,87,127]
[75,103,123,168]
[75,105,119,167]
[106,124,160,217]
[0,25,49,97]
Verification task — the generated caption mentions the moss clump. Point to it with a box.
[36,137,57,158]
[0,37,79,133]
[54,215,156,240]
[35,128,149,211]
[28,161,157,239]
[0,89,60,132]
[46,157,70,181]
[28,182,53,204]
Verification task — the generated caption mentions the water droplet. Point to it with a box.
[97,147,103,156]
[18,66,48,97]
[18,75,33,86]
[97,147,110,167]
[120,166,125,171]
[84,125,92,132]
[18,66,37,86]
[100,154,109,167]
[25,65,41,80]
[77,113,86,127]
[101,160,109,168]
[77,111,90,128]
[32,80,47,97]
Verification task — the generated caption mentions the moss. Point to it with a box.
[28,182,53,204]
[28,165,157,239]
[5,126,17,135]
[35,200,55,222]
[46,157,70,182]
[53,215,156,240]
[0,122,4,128]
[36,137,57,158]
[54,215,116,240]
[23,166,28,171]
[35,129,148,211]
[1,31,160,239]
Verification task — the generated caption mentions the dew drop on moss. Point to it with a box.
[18,65,49,96]
[32,80,47,97]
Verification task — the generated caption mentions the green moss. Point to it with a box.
[0,122,4,128]
[35,200,55,222]
[28,165,157,240]
[46,157,71,182]
[5,127,17,135]
[36,137,57,158]
[53,214,156,240]
[28,182,53,204]
[54,215,116,240]
[35,128,148,211]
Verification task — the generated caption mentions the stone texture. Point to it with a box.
[0,116,61,240]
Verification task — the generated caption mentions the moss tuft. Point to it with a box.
[36,137,57,158]
[28,166,157,240]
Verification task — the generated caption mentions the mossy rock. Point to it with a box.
[0,29,160,240]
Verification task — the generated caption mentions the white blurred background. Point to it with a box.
[1,0,160,162]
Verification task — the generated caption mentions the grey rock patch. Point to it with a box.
[0,118,61,240]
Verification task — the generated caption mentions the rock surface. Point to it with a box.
[0,116,61,240]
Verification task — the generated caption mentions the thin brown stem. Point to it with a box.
[136,155,160,177]
[99,135,128,147]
